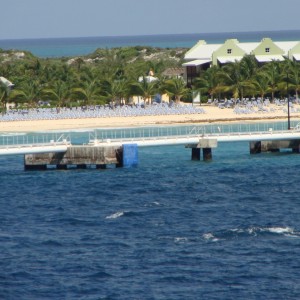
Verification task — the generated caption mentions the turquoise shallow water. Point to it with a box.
[1,30,300,57]
[1,124,300,299]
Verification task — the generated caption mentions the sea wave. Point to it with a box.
[265,226,294,234]
[202,233,220,242]
[203,226,299,242]
[105,211,125,219]
[174,237,188,243]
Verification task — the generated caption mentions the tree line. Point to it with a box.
[1,47,300,112]
[193,55,300,104]
[0,46,188,111]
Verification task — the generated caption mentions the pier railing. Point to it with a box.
[91,122,300,142]
[0,134,71,148]
[1,121,300,148]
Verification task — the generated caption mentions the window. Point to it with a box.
[265,47,270,53]
[227,49,232,54]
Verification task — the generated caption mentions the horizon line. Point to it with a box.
[1,29,300,42]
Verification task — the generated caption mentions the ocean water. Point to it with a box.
[1,125,300,299]
[1,31,300,299]
[1,30,300,58]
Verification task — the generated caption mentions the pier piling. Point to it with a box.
[250,140,300,154]
[186,138,217,161]
[24,144,139,170]
[191,148,201,160]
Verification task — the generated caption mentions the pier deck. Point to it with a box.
[0,126,300,169]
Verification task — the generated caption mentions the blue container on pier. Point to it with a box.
[122,144,138,167]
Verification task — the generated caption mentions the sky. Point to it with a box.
[1,0,300,40]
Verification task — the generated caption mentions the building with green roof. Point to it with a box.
[183,38,300,85]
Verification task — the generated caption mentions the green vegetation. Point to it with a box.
[0,79,10,112]
[1,47,300,110]
[193,55,300,103]
[0,46,187,109]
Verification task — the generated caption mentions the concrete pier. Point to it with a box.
[250,140,300,154]
[1,128,299,170]
[191,148,201,160]
[24,144,138,170]
[186,138,218,161]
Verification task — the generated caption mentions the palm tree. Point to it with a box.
[163,77,190,104]
[25,59,43,77]
[79,66,100,83]
[43,80,71,108]
[218,61,250,103]
[99,48,126,80]
[193,66,221,103]
[125,62,148,82]
[219,61,245,102]
[10,80,42,108]
[261,60,283,103]
[102,78,129,105]
[284,59,300,100]
[0,81,10,113]
[131,77,159,105]
[251,72,271,101]
[73,80,101,106]
[240,54,259,80]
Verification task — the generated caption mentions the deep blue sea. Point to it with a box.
[1,31,300,299]
[1,30,300,58]
[1,123,300,299]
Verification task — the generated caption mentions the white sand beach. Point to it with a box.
[0,105,299,133]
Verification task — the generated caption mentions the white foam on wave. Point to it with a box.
[231,226,299,237]
[105,211,124,219]
[202,233,219,242]
[265,226,296,235]
[229,227,260,236]
[174,237,188,243]
[247,227,260,235]
[144,201,160,208]
[284,234,300,238]
[202,226,300,243]
[264,226,300,238]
